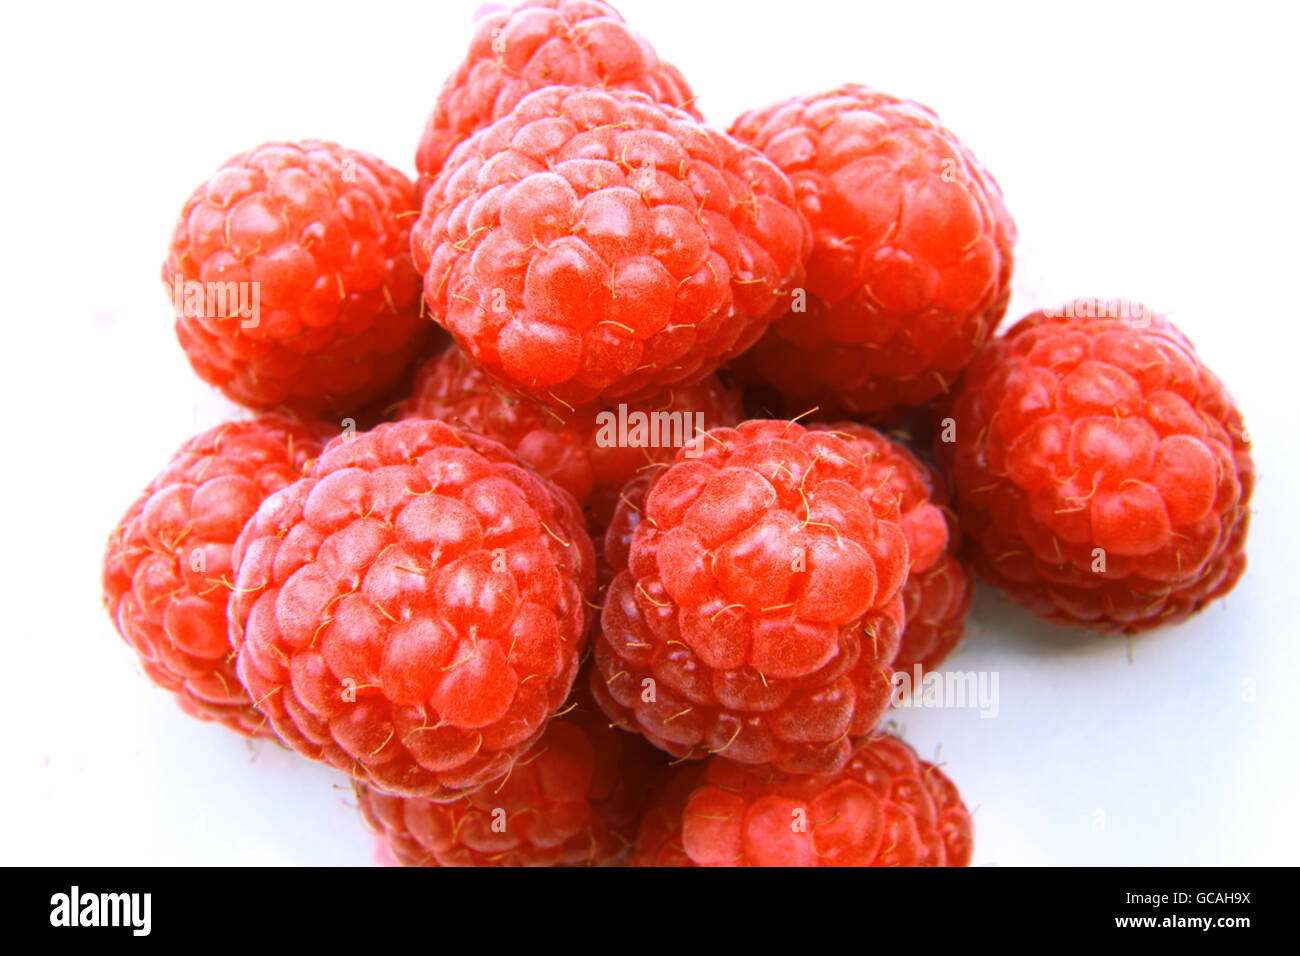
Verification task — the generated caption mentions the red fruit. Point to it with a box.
[811,422,973,674]
[355,673,666,866]
[729,84,1017,420]
[412,85,810,411]
[228,419,595,800]
[630,733,973,866]
[415,0,700,195]
[938,300,1254,633]
[398,346,744,528]
[164,140,428,416]
[591,420,912,776]
[102,415,330,736]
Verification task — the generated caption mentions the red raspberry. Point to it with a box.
[355,673,665,866]
[938,301,1254,633]
[729,85,1017,420]
[397,346,744,528]
[102,416,329,736]
[228,419,596,800]
[591,420,912,776]
[630,734,973,866]
[165,140,428,417]
[412,85,810,411]
[810,423,973,674]
[415,0,700,195]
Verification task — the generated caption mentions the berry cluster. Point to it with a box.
[102,0,1253,866]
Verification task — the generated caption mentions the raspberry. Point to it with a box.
[590,420,912,776]
[412,85,810,411]
[355,672,665,865]
[630,734,973,866]
[165,140,428,417]
[228,419,596,799]
[102,415,329,736]
[397,345,744,528]
[938,301,1254,633]
[809,422,973,674]
[415,0,700,195]
[729,84,1017,420]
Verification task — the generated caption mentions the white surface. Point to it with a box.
[1,0,1296,865]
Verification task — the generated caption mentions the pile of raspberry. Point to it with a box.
[102,0,1253,866]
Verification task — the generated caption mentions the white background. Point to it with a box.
[2,0,1296,865]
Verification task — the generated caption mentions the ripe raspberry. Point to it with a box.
[165,140,428,417]
[228,419,596,800]
[630,733,973,866]
[591,420,912,776]
[938,301,1254,633]
[415,0,700,195]
[729,84,1017,420]
[102,416,329,736]
[397,346,744,527]
[355,673,665,865]
[810,423,973,674]
[412,85,810,411]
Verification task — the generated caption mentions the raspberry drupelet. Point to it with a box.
[590,420,913,776]
[164,140,428,417]
[415,0,701,195]
[412,85,810,412]
[355,673,666,866]
[103,415,330,736]
[397,345,744,530]
[630,733,973,867]
[228,419,596,800]
[729,84,1017,420]
[938,301,1253,633]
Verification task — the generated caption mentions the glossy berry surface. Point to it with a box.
[812,422,973,674]
[415,0,700,195]
[630,733,973,866]
[229,419,596,800]
[103,416,328,736]
[730,85,1017,420]
[398,345,743,527]
[938,301,1253,633]
[412,85,810,411]
[165,140,428,416]
[591,420,912,775]
[356,675,665,865]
